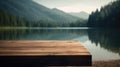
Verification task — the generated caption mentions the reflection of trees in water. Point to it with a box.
[88,29,120,55]
[0,29,26,40]
[0,29,87,40]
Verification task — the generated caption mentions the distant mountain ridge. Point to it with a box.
[52,8,81,23]
[69,11,89,20]
[0,0,80,23]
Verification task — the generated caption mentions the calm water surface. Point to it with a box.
[0,27,120,61]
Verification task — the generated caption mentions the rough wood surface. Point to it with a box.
[0,40,92,66]
[0,40,90,56]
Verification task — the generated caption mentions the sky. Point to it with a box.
[33,0,115,13]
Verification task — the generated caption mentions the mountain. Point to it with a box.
[0,0,79,23]
[52,8,81,23]
[88,0,120,27]
[69,11,89,20]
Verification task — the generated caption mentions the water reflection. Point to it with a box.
[0,29,87,40]
[88,29,120,55]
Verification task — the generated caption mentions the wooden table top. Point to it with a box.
[0,40,91,56]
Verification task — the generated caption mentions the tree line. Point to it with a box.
[87,0,120,28]
[0,9,86,27]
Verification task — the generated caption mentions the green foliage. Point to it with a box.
[0,0,87,27]
[0,9,87,27]
[0,0,80,24]
[88,0,120,27]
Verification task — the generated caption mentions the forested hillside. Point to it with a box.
[0,9,59,27]
[0,0,87,27]
[0,9,87,27]
[0,9,27,27]
[88,0,120,27]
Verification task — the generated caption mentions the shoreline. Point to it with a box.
[92,59,120,67]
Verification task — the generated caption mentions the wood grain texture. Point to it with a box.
[0,40,92,66]
[0,40,90,56]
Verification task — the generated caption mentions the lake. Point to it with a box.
[0,27,120,61]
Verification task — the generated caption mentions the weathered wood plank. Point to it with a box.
[0,40,92,66]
